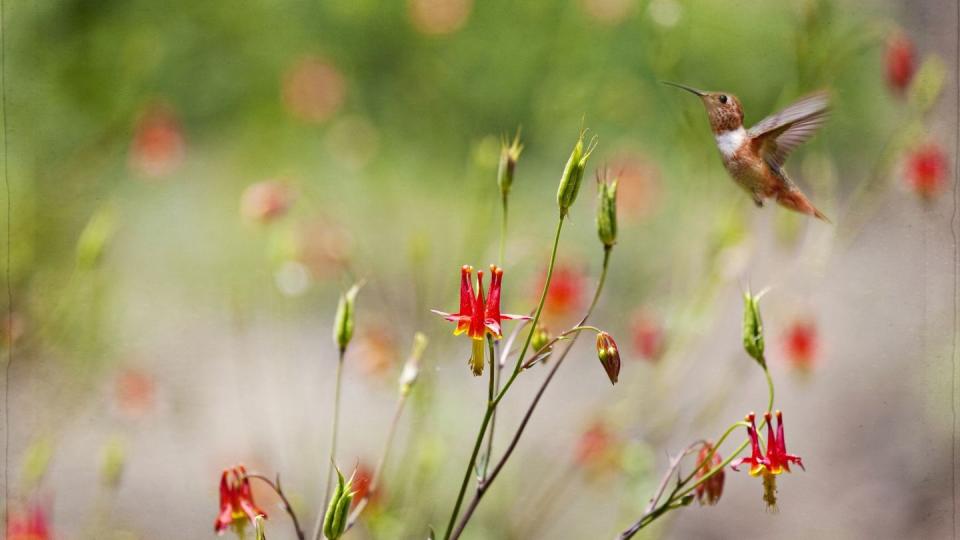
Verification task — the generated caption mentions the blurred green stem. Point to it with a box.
[443,216,565,540]
[314,350,345,540]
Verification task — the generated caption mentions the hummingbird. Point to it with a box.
[664,82,830,222]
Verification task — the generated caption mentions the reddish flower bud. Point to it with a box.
[595,331,621,385]
[129,103,185,178]
[694,441,724,506]
[885,32,916,95]
[905,143,949,199]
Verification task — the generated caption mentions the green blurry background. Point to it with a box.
[0,0,957,538]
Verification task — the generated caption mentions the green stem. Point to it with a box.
[625,362,776,536]
[499,195,508,266]
[313,350,345,540]
[483,337,498,478]
[495,216,565,406]
[443,216,565,540]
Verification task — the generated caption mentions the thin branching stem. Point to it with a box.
[245,473,306,540]
[442,217,565,540]
[450,246,612,540]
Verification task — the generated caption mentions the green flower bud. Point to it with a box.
[596,172,618,248]
[333,283,362,354]
[323,467,356,540]
[531,324,551,355]
[742,289,766,367]
[76,204,116,270]
[254,515,267,540]
[100,436,126,489]
[399,332,429,396]
[556,129,597,218]
[497,130,523,200]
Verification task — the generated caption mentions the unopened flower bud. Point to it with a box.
[497,130,523,200]
[595,331,621,385]
[399,332,428,396]
[596,171,618,248]
[254,515,267,540]
[101,437,126,489]
[323,467,356,540]
[333,283,362,354]
[557,129,597,217]
[531,324,551,354]
[742,289,766,367]
[694,441,724,506]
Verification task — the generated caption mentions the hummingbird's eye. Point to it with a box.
[718,95,728,104]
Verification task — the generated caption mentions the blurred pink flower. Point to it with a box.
[357,325,397,379]
[781,318,817,371]
[2,311,25,348]
[240,181,295,224]
[608,155,660,221]
[282,56,345,123]
[7,500,51,540]
[885,32,916,95]
[408,0,472,36]
[579,0,634,25]
[905,143,949,200]
[630,310,664,362]
[129,103,185,178]
[115,368,155,418]
[573,420,621,473]
[296,217,352,279]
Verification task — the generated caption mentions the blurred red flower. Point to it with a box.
[781,319,818,371]
[296,217,353,280]
[885,32,916,95]
[215,465,267,535]
[282,56,345,123]
[7,500,51,540]
[408,0,473,36]
[573,421,621,473]
[905,143,949,199]
[351,462,382,510]
[536,263,585,322]
[240,181,295,224]
[630,310,664,362]
[129,103,185,178]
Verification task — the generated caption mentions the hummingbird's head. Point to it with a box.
[662,82,744,134]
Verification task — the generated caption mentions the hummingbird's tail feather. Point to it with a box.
[775,188,831,223]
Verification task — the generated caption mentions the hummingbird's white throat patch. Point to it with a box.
[715,127,747,158]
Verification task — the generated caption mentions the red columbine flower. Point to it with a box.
[694,441,724,506]
[433,265,528,376]
[731,411,804,510]
[885,32,916,95]
[905,143,949,200]
[782,319,818,371]
[215,465,267,535]
[7,500,51,540]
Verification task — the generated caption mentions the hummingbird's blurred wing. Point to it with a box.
[748,91,829,168]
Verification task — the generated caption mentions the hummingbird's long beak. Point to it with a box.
[661,81,706,97]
